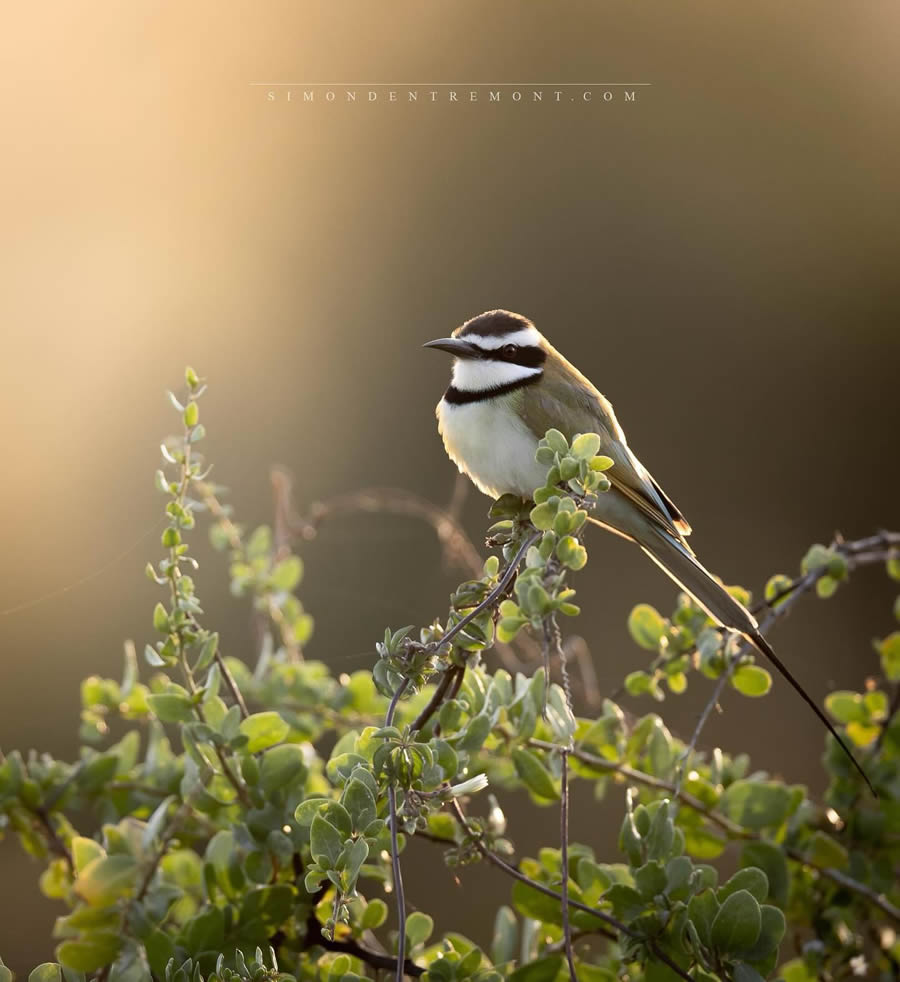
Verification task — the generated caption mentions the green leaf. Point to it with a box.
[508,956,563,982]
[511,748,560,800]
[730,665,772,697]
[544,429,569,454]
[687,889,719,947]
[736,904,786,961]
[779,959,816,982]
[56,935,122,973]
[764,574,793,605]
[805,830,849,869]
[732,966,767,982]
[628,604,666,650]
[718,780,793,831]
[343,777,378,833]
[181,906,225,954]
[845,720,880,747]
[454,713,493,752]
[491,906,518,965]
[739,842,789,905]
[824,690,866,724]
[877,632,900,681]
[72,837,105,874]
[239,711,289,752]
[571,432,601,459]
[342,837,369,892]
[511,879,563,926]
[529,502,556,531]
[146,692,194,724]
[194,633,219,672]
[73,855,138,906]
[152,603,169,633]
[310,814,345,868]
[624,670,652,697]
[260,743,308,793]
[718,867,768,903]
[29,966,62,982]
[634,860,668,900]
[710,890,761,953]
[405,911,434,949]
[361,898,388,930]
[602,883,646,920]
[239,884,294,928]
[271,556,303,592]
[815,574,838,598]
[294,797,329,826]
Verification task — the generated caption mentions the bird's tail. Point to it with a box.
[589,517,876,795]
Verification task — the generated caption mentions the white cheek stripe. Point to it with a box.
[451,358,542,392]
[461,326,542,349]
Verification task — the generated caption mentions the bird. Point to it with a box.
[425,308,873,794]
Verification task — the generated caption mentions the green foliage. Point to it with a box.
[1,373,898,982]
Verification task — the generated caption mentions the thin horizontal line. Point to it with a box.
[250,82,651,87]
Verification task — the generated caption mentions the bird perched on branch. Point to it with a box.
[425,308,873,794]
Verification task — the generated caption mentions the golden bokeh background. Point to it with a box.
[1,1,899,970]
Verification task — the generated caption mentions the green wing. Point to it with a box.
[519,370,693,542]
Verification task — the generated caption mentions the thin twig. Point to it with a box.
[214,651,249,719]
[546,615,578,981]
[409,665,462,735]
[32,806,73,872]
[279,476,539,670]
[136,799,191,900]
[385,678,412,982]
[431,531,541,653]
[672,634,740,798]
[286,483,485,577]
[560,748,578,982]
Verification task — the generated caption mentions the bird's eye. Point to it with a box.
[502,344,518,358]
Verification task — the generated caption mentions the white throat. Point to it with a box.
[451,358,542,392]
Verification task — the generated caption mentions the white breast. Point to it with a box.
[436,395,548,499]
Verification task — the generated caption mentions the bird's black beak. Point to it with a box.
[422,337,481,359]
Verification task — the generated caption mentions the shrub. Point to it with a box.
[1,369,898,982]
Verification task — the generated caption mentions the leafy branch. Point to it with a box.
[1,373,898,982]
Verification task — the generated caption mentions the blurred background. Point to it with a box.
[1,0,898,970]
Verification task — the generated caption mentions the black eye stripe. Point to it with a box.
[477,344,546,368]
